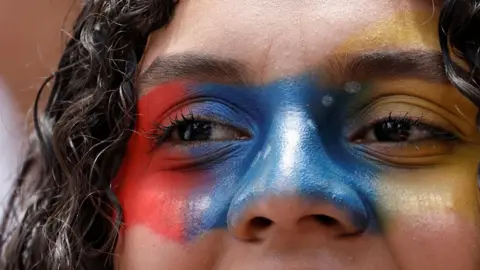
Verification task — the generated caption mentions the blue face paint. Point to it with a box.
[180,74,381,240]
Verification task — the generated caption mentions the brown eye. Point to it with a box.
[367,118,428,142]
[354,117,457,144]
[348,116,459,165]
[173,120,213,141]
[169,120,247,142]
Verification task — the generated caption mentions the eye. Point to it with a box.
[154,116,249,146]
[170,119,245,142]
[352,115,457,144]
[366,118,427,142]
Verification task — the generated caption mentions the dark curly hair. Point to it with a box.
[1,0,479,269]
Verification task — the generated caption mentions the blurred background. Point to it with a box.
[0,0,80,211]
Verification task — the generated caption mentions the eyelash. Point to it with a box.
[149,110,458,151]
[350,112,458,143]
[150,112,197,148]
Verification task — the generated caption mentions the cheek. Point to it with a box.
[113,124,222,242]
[114,225,221,270]
[374,150,480,224]
[383,211,480,269]
[114,81,203,241]
[114,130,214,242]
[372,159,480,268]
[117,171,200,242]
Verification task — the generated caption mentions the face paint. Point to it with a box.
[114,82,202,242]
[210,77,379,234]
[115,74,385,242]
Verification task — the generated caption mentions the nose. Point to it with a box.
[226,107,374,242]
[228,190,369,241]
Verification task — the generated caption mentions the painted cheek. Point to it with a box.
[114,127,204,241]
[115,123,221,242]
[119,171,195,242]
[115,127,217,242]
[114,81,207,241]
[371,163,480,268]
[374,161,480,231]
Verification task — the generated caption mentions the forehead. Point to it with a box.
[141,0,439,81]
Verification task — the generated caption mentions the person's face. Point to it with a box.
[113,0,480,269]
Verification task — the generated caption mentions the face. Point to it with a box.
[113,0,480,269]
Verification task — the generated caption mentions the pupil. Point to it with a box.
[178,120,213,141]
[374,119,411,142]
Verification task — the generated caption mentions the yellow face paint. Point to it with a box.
[333,9,480,230]
[336,11,440,53]
[376,150,480,227]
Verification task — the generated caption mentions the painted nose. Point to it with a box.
[227,110,373,241]
[228,191,369,241]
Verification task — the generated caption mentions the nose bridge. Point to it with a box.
[237,110,315,197]
[228,108,374,231]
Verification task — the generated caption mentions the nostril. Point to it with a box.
[250,217,273,230]
[313,214,339,227]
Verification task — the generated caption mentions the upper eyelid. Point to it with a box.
[352,94,475,135]
[150,99,256,134]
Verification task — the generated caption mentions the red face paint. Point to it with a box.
[113,81,205,242]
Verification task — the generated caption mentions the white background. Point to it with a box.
[0,79,25,217]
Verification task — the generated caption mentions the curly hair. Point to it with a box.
[1,0,480,269]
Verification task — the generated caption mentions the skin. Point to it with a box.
[113,0,480,269]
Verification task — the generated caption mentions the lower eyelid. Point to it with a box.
[354,140,457,166]
[152,141,248,169]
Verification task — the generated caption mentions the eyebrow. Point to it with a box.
[327,50,449,84]
[138,53,249,91]
[137,50,451,93]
